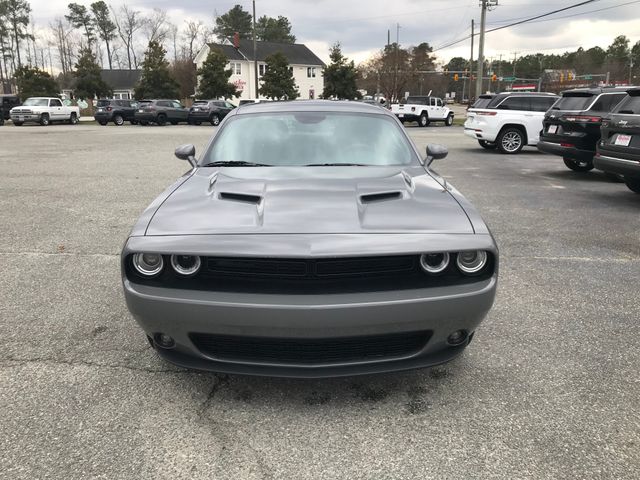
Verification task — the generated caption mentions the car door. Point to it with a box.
[49,98,64,120]
[527,97,557,144]
[172,101,188,121]
[434,98,446,120]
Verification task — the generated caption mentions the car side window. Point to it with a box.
[172,101,182,108]
[225,102,235,108]
[436,98,443,107]
[497,96,530,111]
[530,97,556,112]
[590,93,626,112]
[50,99,62,107]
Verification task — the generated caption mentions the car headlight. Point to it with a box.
[456,250,488,274]
[419,252,450,274]
[170,254,201,276]
[132,253,164,277]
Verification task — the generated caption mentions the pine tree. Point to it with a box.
[134,41,180,99]
[196,48,238,99]
[255,16,295,43]
[14,66,59,98]
[259,52,298,100]
[91,1,116,69]
[322,42,360,99]
[74,47,112,100]
[66,3,95,45]
[213,5,252,40]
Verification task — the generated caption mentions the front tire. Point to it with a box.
[98,121,108,126]
[210,114,220,126]
[13,121,23,126]
[418,113,430,127]
[563,157,594,172]
[156,114,167,126]
[68,112,78,125]
[497,127,524,154]
[40,113,50,126]
[113,114,124,126]
[478,140,496,150]
[624,177,640,193]
[445,114,454,126]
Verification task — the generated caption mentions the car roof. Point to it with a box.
[234,99,391,116]
[561,86,638,95]
[495,91,558,97]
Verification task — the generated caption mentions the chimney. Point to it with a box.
[233,32,240,48]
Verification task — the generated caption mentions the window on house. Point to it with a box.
[307,67,316,78]
[230,62,242,75]
[259,64,268,76]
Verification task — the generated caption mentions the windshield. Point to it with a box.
[97,100,111,107]
[552,94,594,111]
[23,98,49,106]
[613,94,640,115]
[202,112,418,167]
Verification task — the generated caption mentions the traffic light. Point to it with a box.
[454,73,459,81]
[568,72,573,81]
[491,74,497,82]
[560,73,564,82]
[444,67,449,76]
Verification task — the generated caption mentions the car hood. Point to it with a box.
[145,166,473,235]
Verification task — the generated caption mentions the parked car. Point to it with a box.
[94,99,139,126]
[188,99,235,126]
[134,99,189,126]
[464,92,559,153]
[390,96,454,127]
[594,88,640,193]
[1,94,21,121]
[10,97,80,126]
[537,86,633,171]
[121,100,498,377]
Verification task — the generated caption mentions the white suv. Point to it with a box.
[464,92,559,154]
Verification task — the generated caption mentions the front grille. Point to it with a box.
[205,255,416,279]
[190,331,431,365]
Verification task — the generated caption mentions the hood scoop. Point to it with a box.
[360,191,403,204]
[219,191,263,204]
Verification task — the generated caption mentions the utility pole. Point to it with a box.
[511,51,519,76]
[395,23,400,101]
[630,53,634,85]
[497,53,503,92]
[469,19,474,101]
[252,0,259,99]
[476,1,497,97]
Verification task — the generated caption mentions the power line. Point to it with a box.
[432,0,616,53]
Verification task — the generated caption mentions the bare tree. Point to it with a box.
[142,8,168,45]
[112,4,142,69]
[168,22,178,63]
[183,20,203,61]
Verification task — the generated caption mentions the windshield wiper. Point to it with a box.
[201,160,271,167]
[304,163,368,166]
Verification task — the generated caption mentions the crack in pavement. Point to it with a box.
[197,374,230,418]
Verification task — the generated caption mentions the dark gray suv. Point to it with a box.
[188,100,235,126]
[134,99,189,126]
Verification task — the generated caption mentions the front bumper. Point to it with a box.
[94,112,114,122]
[10,113,41,122]
[537,139,594,161]
[188,112,211,122]
[594,153,640,179]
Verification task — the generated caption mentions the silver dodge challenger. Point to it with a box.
[122,100,498,377]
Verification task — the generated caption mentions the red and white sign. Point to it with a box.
[511,84,537,91]
[233,79,246,92]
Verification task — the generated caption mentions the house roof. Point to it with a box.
[208,39,325,66]
[100,69,142,90]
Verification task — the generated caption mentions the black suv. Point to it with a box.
[134,99,189,126]
[188,100,235,126]
[538,87,634,172]
[594,88,640,193]
[94,99,139,126]
[1,94,21,124]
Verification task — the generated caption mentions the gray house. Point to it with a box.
[100,70,142,99]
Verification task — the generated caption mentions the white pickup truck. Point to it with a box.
[391,95,454,127]
[10,97,80,126]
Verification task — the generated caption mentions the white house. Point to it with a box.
[194,38,325,100]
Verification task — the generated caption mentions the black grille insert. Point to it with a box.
[190,331,431,365]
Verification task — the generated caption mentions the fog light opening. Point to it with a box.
[447,330,468,346]
[154,333,175,349]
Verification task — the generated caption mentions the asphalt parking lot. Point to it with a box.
[1,121,639,479]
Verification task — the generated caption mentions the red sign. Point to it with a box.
[511,84,537,91]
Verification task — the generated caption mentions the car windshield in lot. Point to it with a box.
[97,100,111,107]
[22,98,49,106]
[551,93,594,110]
[202,112,418,167]
[613,93,640,114]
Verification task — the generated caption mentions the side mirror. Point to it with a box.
[175,144,197,168]
[425,144,448,166]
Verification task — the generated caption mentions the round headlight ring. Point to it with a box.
[133,253,164,277]
[456,250,488,274]
[420,252,450,274]
[170,254,201,276]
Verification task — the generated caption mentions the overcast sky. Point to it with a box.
[29,0,640,65]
